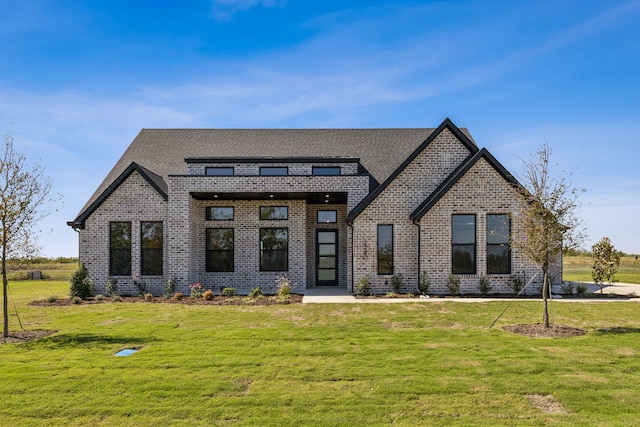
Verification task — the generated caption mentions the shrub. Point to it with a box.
[144,293,154,301]
[576,283,588,294]
[202,289,215,300]
[248,286,264,299]
[71,296,82,304]
[511,273,524,294]
[561,282,574,295]
[105,278,118,297]
[47,295,58,303]
[133,279,147,296]
[221,288,237,297]
[69,263,93,300]
[166,277,176,296]
[391,273,403,293]
[113,295,123,302]
[189,283,203,298]
[356,276,371,296]
[95,294,104,301]
[418,272,430,296]
[447,273,460,295]
[172,292,183,301]
[478,275,491,295]
[276,276,295,301]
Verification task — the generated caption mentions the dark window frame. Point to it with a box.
[317,210,337,223]
[260,227,289,272]
[260,206,288,220]
[312,166,341,176]
[206,206,235,221]
[259,166,288,176]
[205,167,234,176]
[141,221,163,276]
[452,214,476,275]
[377,224,394,275]
[110,221,132,276]
[206,228,235,272]
[486,214,511,274]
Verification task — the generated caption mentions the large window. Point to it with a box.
[260,228,288,271]
[205,167,234,176]
[141,222,163,275]
[452,215,476,274]
[377,224,393,275]
[206,228,234,272]
[110,222,131,276]
[206,206,234,221]
[260,206,288,220]
[487,214,511,274]
[312,166,341,175]
[260,167,288,176]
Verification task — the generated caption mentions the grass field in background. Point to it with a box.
[563,254,640,284]
[2,279,640,425]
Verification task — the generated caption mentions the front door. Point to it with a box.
[316,230,338,286]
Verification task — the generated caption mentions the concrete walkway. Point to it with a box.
[301,282,640,304]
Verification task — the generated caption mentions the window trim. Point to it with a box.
[312,166,341,176]
[259,227,289,272]
[109,221,132,276]
[317,210,337,223]
[140,221,163,276]
[259,166,288,176]
[259,206,289,220]
[205,166,234,176]
[451,214,476,275]
[377,224,394,276]
[486,214,511,275]
[206,228,235,272]
[206,206,235,221]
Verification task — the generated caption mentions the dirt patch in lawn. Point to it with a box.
[526,394,568,414]
[503,323,586,338]
[1,329,56,344]
[30,294,303,307]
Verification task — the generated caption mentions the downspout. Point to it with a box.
[347,220,354,294]
[413,219,421,292]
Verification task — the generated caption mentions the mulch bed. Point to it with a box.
[30,294,303,307]
[1,329,56,344]
[503,323,586,338]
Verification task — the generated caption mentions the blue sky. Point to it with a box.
[1,0,639,256]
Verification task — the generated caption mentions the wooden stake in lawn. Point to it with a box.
[516,142,585,328]
[1,133,58,338]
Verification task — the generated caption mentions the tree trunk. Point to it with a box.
[2,253,7,338]
[542,268,550,328]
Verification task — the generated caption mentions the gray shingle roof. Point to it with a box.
[75,124,475,219]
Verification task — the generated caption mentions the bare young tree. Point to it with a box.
[517,142,586,328]
[1,133,58,338]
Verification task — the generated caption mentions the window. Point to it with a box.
[260,228,288,271]
[312,166,341,175]
[377,224,393,275]
[206,228,234,272]
[260,206,288,220]
[206,207,234,221]
[487,214,511,274]
[110,222,131,276]
[141,222,163,275]
[260,167,288,176]
[205,167,234,176]
[317,210,337,223]
[452,215,476,274]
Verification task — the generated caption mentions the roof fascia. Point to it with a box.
[67,162,168,230]
[185,157,361,164]
[347,118,478,222]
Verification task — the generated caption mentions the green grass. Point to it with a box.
[2,280,640,425]
[563,254,640,284]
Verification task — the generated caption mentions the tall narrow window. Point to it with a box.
[206,228,234,272]
[110,222,131,276]
[141,222,163,275]
[452,215,476,274]
[487,214,511,274]
[260,228,288,271]
[377,224,393,275]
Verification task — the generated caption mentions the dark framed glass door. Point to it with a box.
[316,230,338,286]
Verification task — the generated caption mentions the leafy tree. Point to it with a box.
[517,142,586,328]
[591,237,621,293]
[1,133,58,338]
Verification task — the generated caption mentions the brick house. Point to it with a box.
[68,118,559,296]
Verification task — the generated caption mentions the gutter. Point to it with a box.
[347,220,354,294]
[413,219,421,292]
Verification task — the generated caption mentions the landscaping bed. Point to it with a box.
[30,294,303,307]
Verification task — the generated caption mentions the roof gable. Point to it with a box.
[410,148,521,221]
[346,118,479,222]
[68,162,168,229]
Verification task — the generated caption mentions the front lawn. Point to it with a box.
[2,280,640,426]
